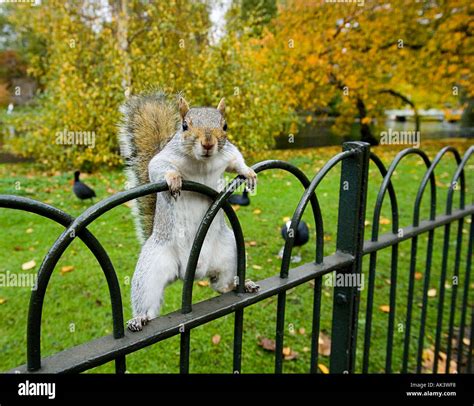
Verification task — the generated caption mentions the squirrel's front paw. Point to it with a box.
[164,170,182,199]
[244,168,257,192]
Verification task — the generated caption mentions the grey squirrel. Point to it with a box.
[118,91,259,331]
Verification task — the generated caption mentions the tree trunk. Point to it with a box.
[379,89,420,133]
[116,0,131,95]
[460,97,474,129]
[356,98,378,145]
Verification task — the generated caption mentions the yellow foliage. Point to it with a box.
[4,0,292,170]
[3,0,472,169]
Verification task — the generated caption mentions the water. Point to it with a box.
[275,119,474,149]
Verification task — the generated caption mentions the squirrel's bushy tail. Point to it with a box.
[118,91,180,244]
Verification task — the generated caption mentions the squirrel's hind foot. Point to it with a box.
[244,279,260,293]
[127,315,149,332]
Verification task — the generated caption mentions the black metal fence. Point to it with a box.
[1,141,472,374]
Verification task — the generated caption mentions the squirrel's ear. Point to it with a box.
[178,97,189,119]
[217,98,225,116]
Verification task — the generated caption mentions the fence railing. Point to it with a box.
[1,141,472,374]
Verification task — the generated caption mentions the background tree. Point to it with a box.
[1,0,471,169]
[252,0,472,144]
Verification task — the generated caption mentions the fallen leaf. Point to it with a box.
[284,348,298,361]
[253,265,262,270]
[249,241,257,247]
[380,217,391,225]
[415,272,423,281]
[318,363,329,374]
[231,205,240,212]
[13,246,24,251]
[298,327,306,335]
[197,280,209,287]
[422,348,457,373]
[428,288,437,298]
[303,346,310,353]
[379,305,390,313]
[253,208,262,215]
[258,337,276,352]
[364,220,371,227]
[123,201,133,208]
[283,216,290,222]
[26,228,33,234]
[323,234,332,241]
[60,265,74,275]
[22,260,36,271]
[0,298,6,305]
[463,338,470,346]
[212,334,221,345]
[422,348,433,361]
[319,332,331,356]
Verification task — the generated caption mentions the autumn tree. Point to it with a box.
[3,0,289,169]
[3,0,471,168]
[252,0,472,144]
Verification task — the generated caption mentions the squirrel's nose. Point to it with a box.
[201,143,215,151]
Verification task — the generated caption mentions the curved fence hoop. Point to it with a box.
[446,146,473,214]
[0,195,125,372]
[364,149,431,374]
[369,153,399,239]
[372,148,432,240]
[24,180,245,371]
[253,161,324,267]
[400,147,463,373]
[181,160,324,314]
[414,146,462,224]
[279,149,357,278]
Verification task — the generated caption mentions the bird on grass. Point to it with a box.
[73,171,96,202]
[228,189,250,206]
[278,220,310,263]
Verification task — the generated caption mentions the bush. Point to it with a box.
[3,0,292,170]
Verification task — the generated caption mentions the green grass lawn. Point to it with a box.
[0,139,472,373]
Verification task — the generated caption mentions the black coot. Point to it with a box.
[281,220,309,246]
[279,220,309,263]
[228,189,250,206]
[73,171,96,202]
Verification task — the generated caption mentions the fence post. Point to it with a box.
[330,141,370,373]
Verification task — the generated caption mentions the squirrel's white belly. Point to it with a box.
[173,172,228,280]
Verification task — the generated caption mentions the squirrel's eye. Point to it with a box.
[182,121,188,131]
[223,123,227,131]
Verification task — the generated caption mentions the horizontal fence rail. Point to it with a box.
[1,142,472,374]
